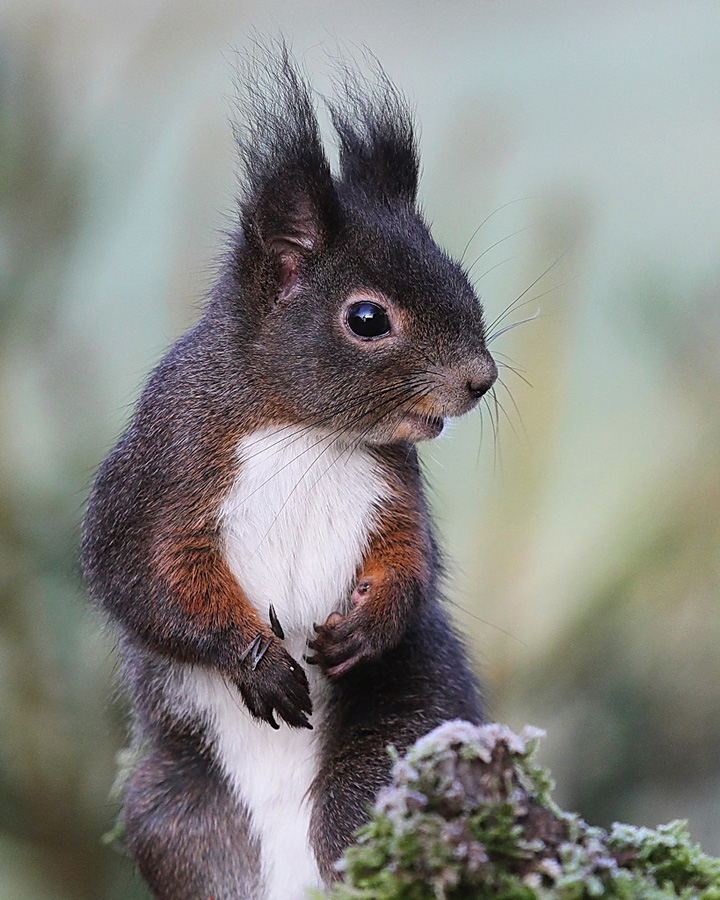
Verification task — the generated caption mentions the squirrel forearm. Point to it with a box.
[353,501,433,628]
[151,525,254,628]
[85,500,265,671]
[101,520,313,728]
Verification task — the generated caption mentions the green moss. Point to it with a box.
[101,742,146,850]
[320,723,720,900]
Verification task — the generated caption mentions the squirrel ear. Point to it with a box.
[246,172,338,302]
[234,43,340,300]
[329,62,419,205]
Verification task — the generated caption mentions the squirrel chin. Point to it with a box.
[345,415,446,445]
[393,414,446,442]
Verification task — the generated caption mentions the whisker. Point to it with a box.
[237,376,435,466]
[486,250,567,335]
[459,197,532,264]
[234,380,432,509]
[473,254,517,287]
[446,596,529,646]
[497,376,528,443]
[247,385,434,556]
[482,391,498,473]
[493,350,526,370]
[322,385,437,499]
[487,274,576,345]
[493,276,577,336]
[496,360,533,389]
[308,386,433,497]
[475,397,486,469]
[489,385,521,444]
[487,309,541,344]
[490,385,503,472]
[466,224,536,278]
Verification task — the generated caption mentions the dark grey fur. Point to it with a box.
[83,43,492,898]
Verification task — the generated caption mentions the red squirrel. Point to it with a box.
[82,46,497,900]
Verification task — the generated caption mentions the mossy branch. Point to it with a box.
[318,722,720,900]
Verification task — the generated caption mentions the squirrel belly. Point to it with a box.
[174,425,389,900]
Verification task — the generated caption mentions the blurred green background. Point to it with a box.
[1,1,719,897]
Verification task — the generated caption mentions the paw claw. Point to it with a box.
[238,633,263,665]
[269,604,285,640]
[251,636,273,671]
[234,635,312,729]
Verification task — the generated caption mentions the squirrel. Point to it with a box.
[82,46,497,900]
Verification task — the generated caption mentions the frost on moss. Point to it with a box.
[321,721,720,900]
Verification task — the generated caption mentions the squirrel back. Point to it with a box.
[82,44,496,900]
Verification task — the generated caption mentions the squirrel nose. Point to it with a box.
[467,378,492,400]
[466,354,497,401]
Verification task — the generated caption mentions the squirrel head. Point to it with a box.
[224,45,497,444]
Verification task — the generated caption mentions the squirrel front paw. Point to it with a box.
[306,611,364,679]
[230,634,312,730]
[307,583,402,680]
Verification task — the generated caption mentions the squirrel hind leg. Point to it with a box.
[309,600,484,880]
[124,742,262,900]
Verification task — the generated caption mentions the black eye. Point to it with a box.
[346,301,391,339]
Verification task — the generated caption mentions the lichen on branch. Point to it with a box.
[320,721,720,900]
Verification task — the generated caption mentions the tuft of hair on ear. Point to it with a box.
[231,39,340,302]
[327,54,420,206]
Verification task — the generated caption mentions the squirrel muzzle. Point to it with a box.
[436,349,498,418]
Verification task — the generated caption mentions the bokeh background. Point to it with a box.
[2,1,719,897]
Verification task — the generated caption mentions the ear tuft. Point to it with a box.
[232,40,340,296]
[328,56,419,204]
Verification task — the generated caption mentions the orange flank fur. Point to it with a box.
[153,527,266,634]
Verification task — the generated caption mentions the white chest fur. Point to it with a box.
[221,425,387,634]
[180,426,387,900]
